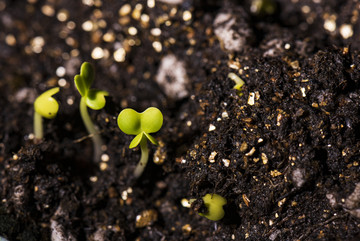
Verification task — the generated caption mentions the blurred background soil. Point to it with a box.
[0,0,359,240]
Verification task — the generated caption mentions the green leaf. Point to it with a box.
[144,132,158,145]
[228,72,245,90]
[85,89,109,110]
[233,83,244,91]
[198,194,227,221]
[140,107,163,133]
[117,108,142,135]
[129,133,143,148]
[80,62,95,90]
[74,62,97,97]
[34,87,60,119]
[117,107,163,147]
[74,75,87,97]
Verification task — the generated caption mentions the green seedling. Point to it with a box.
[34,87,60,140]
[117,107,163,178]
[228,72,245,96]
[251,0,276,15]
[189,194,227,221]
[74,62,109,162]
[199,194,227,221]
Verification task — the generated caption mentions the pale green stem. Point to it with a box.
[189,199,196,205]
[133,136,149,178]
[34,111,43,140]
[80,97,103,162]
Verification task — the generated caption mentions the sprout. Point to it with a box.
[251,0,276,16]
[74,62,109,162]
[188,194,227,221]
[228,72,245,96]
[199,194,227,221]
[117,107,163,178]
[33,87,60,140]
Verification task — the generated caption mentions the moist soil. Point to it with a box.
[1,0,360,240]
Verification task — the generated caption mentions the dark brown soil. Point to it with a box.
[0,0,359,240]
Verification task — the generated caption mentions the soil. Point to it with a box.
[0,0,360,240]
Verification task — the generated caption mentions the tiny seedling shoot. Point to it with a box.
[189,194,227,221]
[33,87,60,140]
[251,0,276,16]
[228,72,245,96]
[74,62,109,162]
[117,107,163,178]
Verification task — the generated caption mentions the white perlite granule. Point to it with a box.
[156,54,189,100]
[213,11,252,52]
[291,168,305,188]
[344,183,360,218]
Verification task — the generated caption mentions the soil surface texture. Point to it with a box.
[0,0,360,240]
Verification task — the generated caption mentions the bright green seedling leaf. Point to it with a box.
[74,62,109,109]
[80,61,95,88]
[74,62,109,163]
[117,108,142,135]
[75,62,95,96]
[74,75,87,97]
[130,133,144,149]
[34,87,60,119]
[117,107,163,178]
[199,194,227,221]
[117,107,163,148]
[86,89,109,110]
[141,107,163,133]
[143,132,158,145]
[228,72,245,92]
[33,87,60,140]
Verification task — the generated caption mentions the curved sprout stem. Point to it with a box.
[189,198,196,205]
[34,111,43,140]
[133,136,149,178]
[80,97,103,162]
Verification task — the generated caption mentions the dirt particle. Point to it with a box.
[339,24,353,39]
[261,153,268,164]
[248,92,255,105]
[278,198,286,207]
[208,124,216,131]
[99,162,108,171]
[245,147,256,156]
[135,209,158,228]
[270,170,282,177]
[222,159,230,167]
[208,151,217,163]
[89,176,98,182]
[181,224,192,234]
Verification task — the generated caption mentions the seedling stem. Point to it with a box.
[74,62,108,163]
[80,97,103,163]
[34,111,43,140]
[134,136,149,178]
[33,87,60,140]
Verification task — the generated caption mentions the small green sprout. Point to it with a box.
[228,72,245,96]
[33,87,60,140]
[251,0,276,15]
[188,194,227,221]
[199,194,227,221]
[74,62,109,162]
[117,107,163,178]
